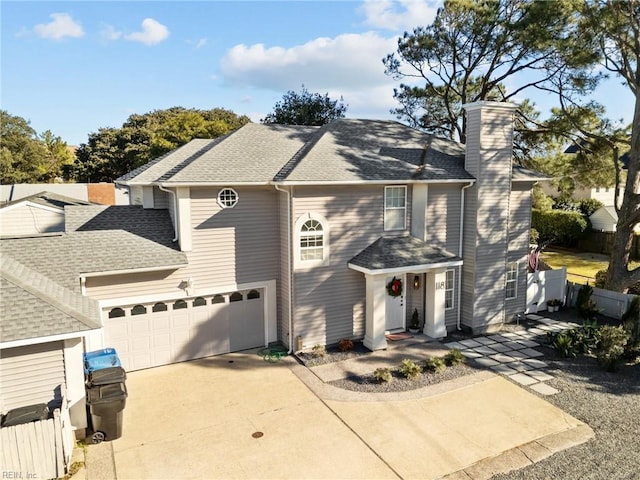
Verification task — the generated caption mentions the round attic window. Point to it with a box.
[217,188,238,208]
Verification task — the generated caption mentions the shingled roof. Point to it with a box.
[348,236,462,274]
[278,119,472,183]
[1,256,101,344]
[1,204,188,293]
[0,191,91,210]
[117,124,318,185]
[116,119,547,186]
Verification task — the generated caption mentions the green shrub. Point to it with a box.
[444,348,466,366]
[374,367,392,383]
[628,282,640,295]
[579,198,604,217]
[576,283,599,319]
[531,209,588,247]
[596,325,629,371]
[530,228,540,245]
[547,331,578,358]
[337,339,354,352]
[574,320,602,354]
[399,359,423,380]
[594,269,607,289]
[311,344,326,358]
[532,186,554,211]
[425,356,447,373]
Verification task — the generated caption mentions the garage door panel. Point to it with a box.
[208,303,230,355]
[131,318,152,334]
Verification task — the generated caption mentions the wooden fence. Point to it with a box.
[579,231,640,260]
[566,281,635,320]
[0,386,74,479]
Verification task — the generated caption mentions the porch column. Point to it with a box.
[363,273,388,351]
[424,268,447,338]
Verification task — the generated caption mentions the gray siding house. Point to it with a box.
[103,100,542,366]
[1,101,545,383]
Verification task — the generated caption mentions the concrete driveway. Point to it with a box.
[93,350,593,480]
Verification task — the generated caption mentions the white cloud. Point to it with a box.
[196,38,207,49]
[124,18,169,46]
[220,31,396,92]
[100,24,123,41]
[33,13,84,40]
[360,0,440,31]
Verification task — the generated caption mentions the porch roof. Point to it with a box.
[348,236,462,275]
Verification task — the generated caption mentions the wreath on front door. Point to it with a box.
[386,277,403,297]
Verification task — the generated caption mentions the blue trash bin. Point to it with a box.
[83,348,121,375]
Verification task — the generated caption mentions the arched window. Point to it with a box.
[247,289,260,300]
[152,302,168,312]
[295,213,330,268]
[212,295,225,304]
[108,307,125,318]
[131,305,147,316]
[193,297,207,307]
[229,292,243,302]
[173,299,188,310]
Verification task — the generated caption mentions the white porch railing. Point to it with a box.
[0,385,74,479]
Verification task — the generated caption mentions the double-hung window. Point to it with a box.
[384,186,406,231]
[445,270,455,309]
[506,262,518,299]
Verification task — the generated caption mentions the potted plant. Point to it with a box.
[409,308,421,333]
[546,299,561,312]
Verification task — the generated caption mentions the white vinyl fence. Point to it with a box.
[0,386,74,479]
[566,282,635,320]
[526,268,568,314]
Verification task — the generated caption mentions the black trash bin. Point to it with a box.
[2,403,49,427]
[87,366,126,387]
[86,382,127,443]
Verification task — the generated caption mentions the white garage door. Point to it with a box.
[103,289,265,371]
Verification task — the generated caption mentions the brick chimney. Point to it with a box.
[461,101,518,333]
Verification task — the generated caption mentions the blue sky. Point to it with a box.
[1,0,634,146]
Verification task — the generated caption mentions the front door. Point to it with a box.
[385,275,405,331]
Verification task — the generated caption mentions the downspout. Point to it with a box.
[158,185,178,242]
[457,181,474,330]
[274,184,294,354]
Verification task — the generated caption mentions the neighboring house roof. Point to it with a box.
[117,119,542,187]
[0,191,91,210]
[1,256,101,344]
[1,205,188,292]
[348,236,463,275]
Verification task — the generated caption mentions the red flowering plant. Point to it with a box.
[386,277,403,297]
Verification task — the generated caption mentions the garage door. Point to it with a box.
[103,289,265,371]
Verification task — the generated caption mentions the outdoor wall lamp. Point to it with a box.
[413,275,420,290]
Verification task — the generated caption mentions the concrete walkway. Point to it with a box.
[75,318,594,480]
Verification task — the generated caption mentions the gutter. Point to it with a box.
[274,184,294,354]
[457,181,474,331]
[158,185,179,242]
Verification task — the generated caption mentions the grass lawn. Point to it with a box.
[541,249,640,284]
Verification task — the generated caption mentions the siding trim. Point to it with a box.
[348,259,463,276]
[0,331,95,350]
[80,263,188,278]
